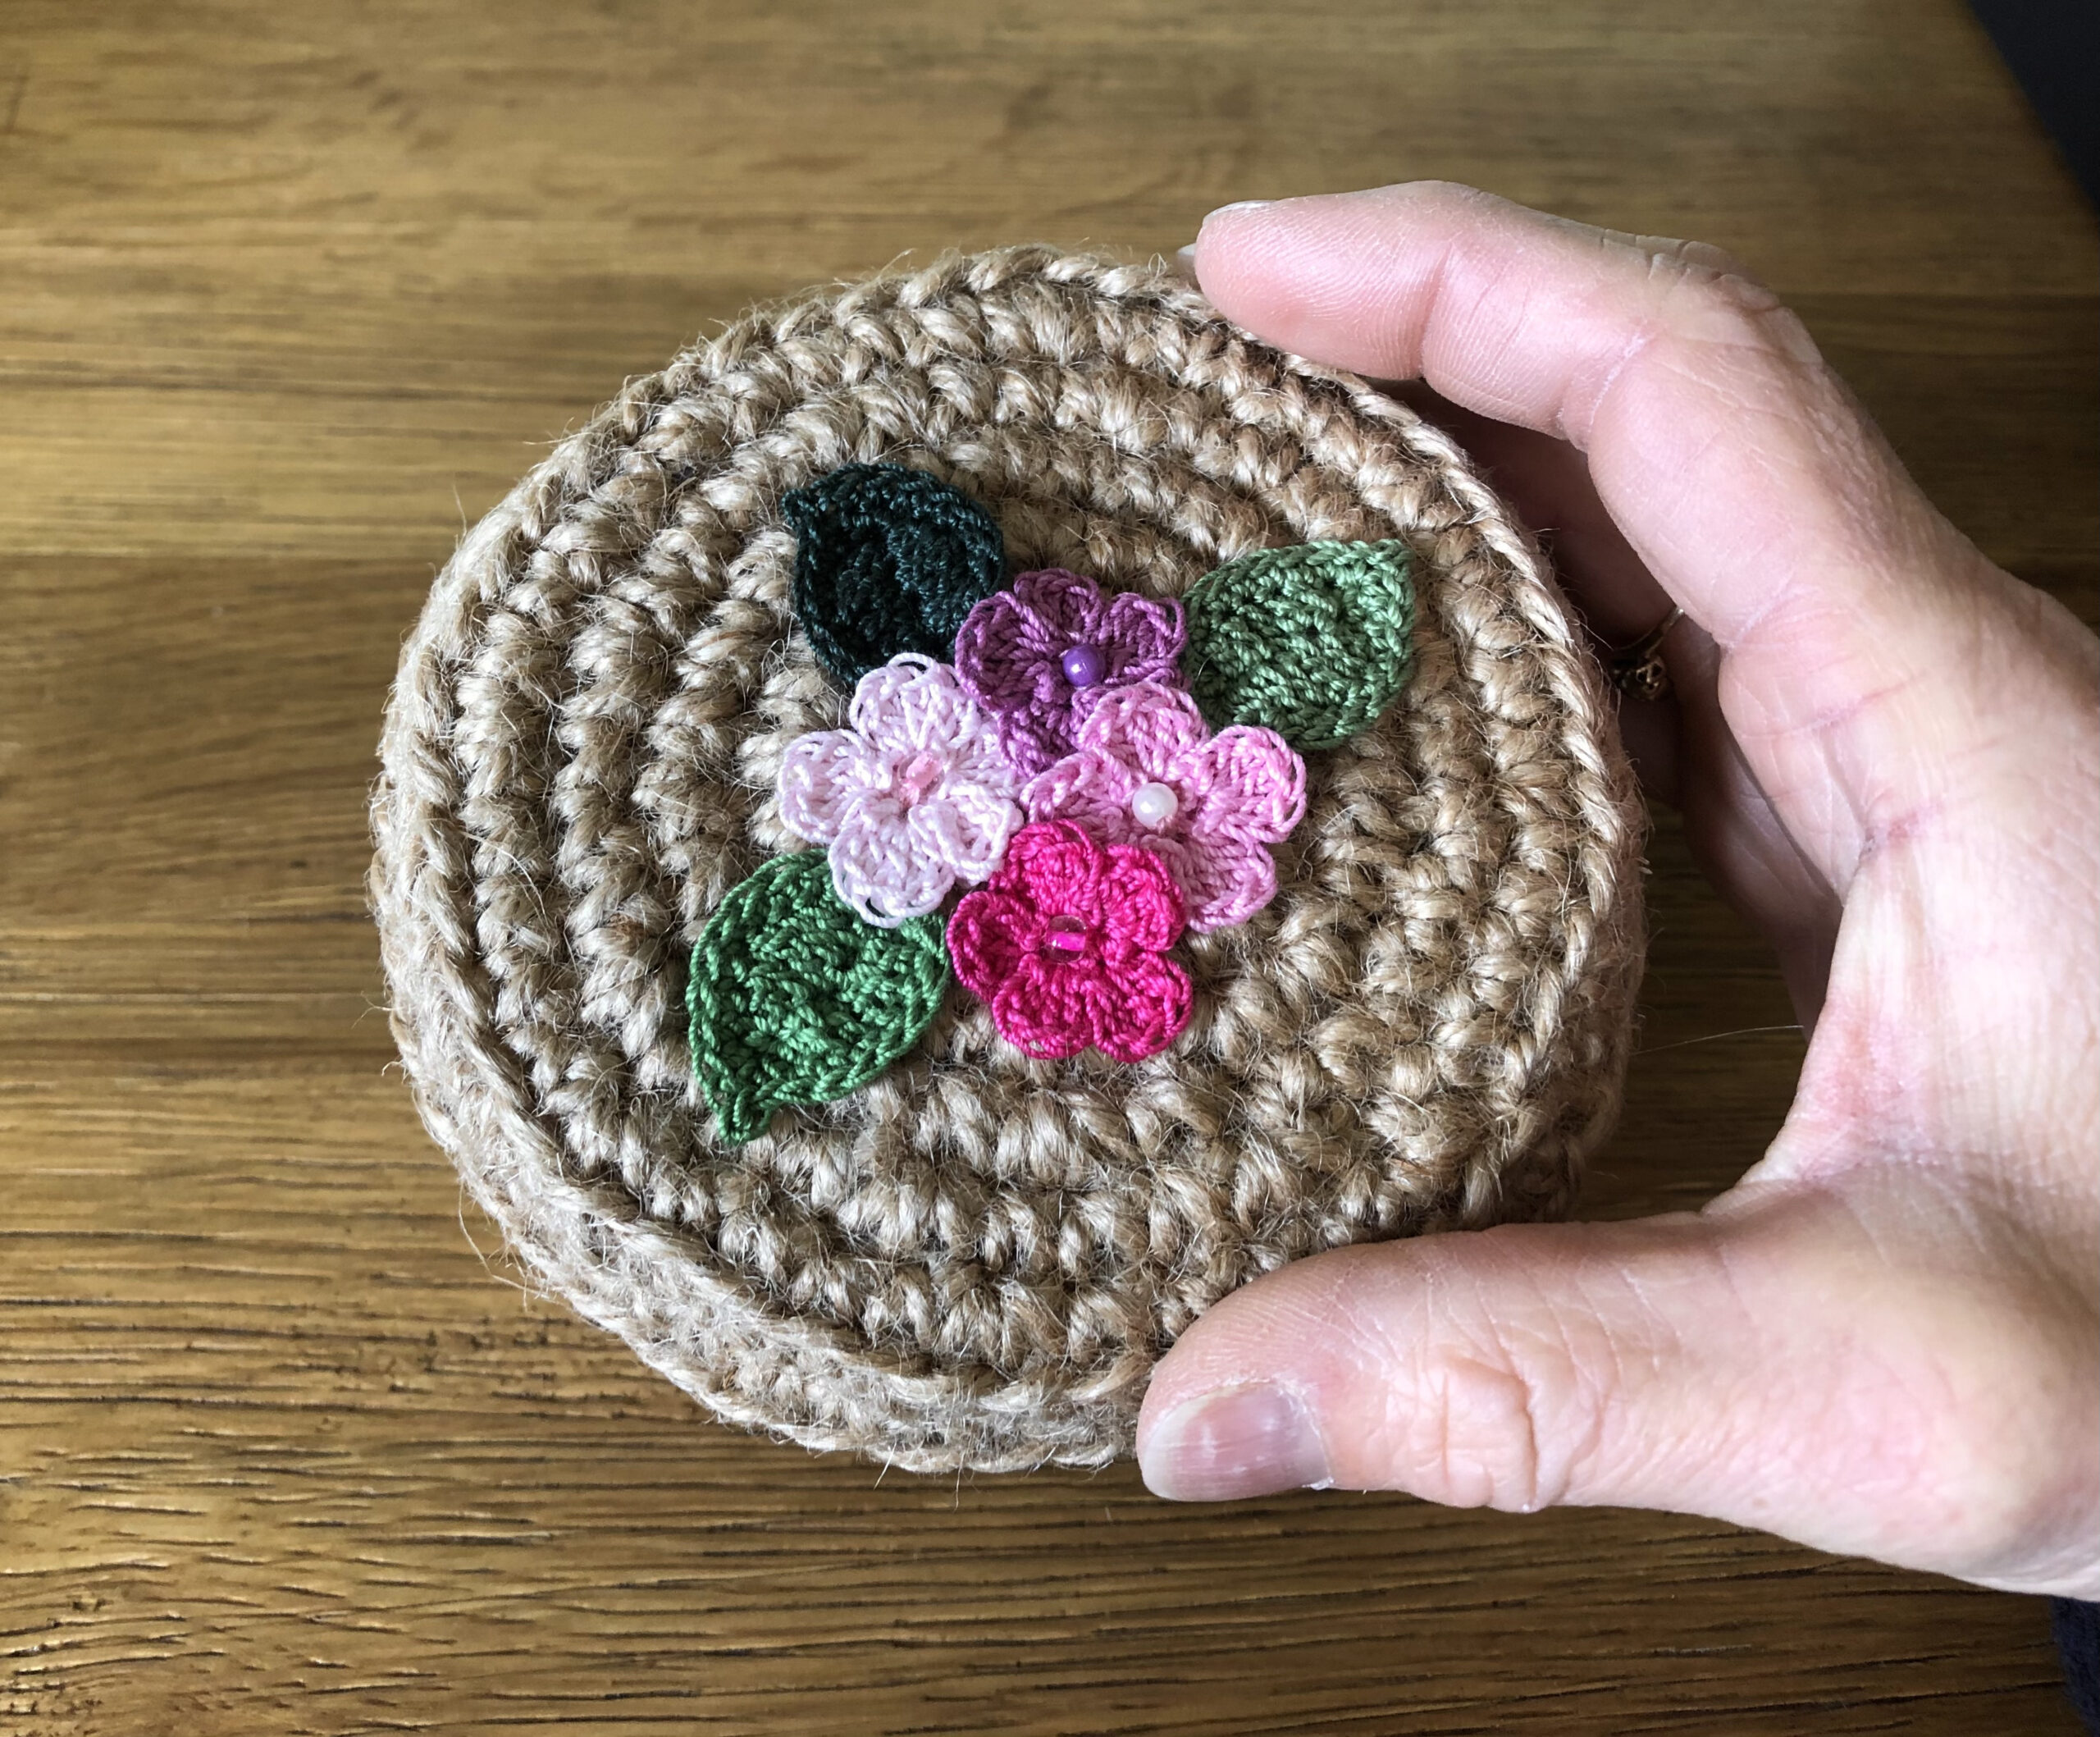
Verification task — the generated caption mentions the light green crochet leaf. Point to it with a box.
[1182,539,1417,751]
[687,851,949,1145]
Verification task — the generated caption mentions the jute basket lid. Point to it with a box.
[369,246,1646,1471]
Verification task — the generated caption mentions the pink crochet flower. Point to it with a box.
[952,569,1186,778]
[1022,682,1306,933]
[778,654,1021,926]
[947,821,1192,1063]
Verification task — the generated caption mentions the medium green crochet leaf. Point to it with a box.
[687,851,949,1145]
[1182,539,1417,751]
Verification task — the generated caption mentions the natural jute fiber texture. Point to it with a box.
[369,246,1647,1472]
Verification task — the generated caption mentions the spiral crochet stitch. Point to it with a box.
[369,245,1647,1472]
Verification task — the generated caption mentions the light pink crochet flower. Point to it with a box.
[778,654,1021,926]
[947,821,1191,1062]
[1021,681,1306,932]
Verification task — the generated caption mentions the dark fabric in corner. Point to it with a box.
[1969,0,2099,206]
[2056,1599,2100,1735]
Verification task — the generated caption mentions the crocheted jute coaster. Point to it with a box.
[368,246,1647,1472]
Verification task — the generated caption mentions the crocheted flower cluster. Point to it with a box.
[792,619,1301,1061]
[686,464,1415,1140]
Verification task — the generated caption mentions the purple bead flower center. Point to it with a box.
[1059,643,1107,688]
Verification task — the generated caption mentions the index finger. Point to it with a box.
[1191,184,2014,894]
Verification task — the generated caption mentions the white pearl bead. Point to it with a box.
[1130,780,1179,830]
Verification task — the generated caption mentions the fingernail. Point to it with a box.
[1171,244,1198,281]
[1139,1383,1331,1502]
[1201,198,1273,231]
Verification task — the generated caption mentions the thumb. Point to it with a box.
[1134,1184,2098,1592]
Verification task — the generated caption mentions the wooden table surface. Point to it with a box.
[2,2,2093,1732]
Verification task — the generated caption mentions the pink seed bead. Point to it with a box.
[892,752,944,806]
[1043,918,1089,953]
[1060,643,1106,688]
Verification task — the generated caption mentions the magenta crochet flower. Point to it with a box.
[952,569,1186,778]
[1021,682,1306,933]
[947,821,1192,1063]
[778,654,1021,926]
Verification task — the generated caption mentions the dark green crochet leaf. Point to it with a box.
[687,850,949,1145]
[1182,539,1416,751]
[782,463,1006,685]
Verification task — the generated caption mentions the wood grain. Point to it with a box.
[0,1,2093,1731]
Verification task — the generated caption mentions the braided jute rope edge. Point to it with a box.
[369,246,1647,1473]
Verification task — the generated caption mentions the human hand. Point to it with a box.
[1136,183,2100,1598]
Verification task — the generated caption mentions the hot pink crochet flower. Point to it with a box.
[778,654,1021,926]
[1021,682,1306,933]
[947,821,1192,1063]
[952,569,1186,778]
